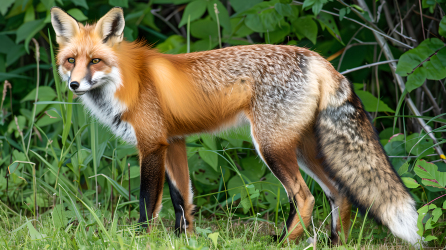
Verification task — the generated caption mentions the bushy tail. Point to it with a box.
[315,78,421,245]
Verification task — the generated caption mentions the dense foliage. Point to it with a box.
[1,0,446,248]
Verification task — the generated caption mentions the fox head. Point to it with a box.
[51,7,125,95]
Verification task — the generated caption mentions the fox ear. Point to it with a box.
[95,7,125,45]
[51,7,80,45]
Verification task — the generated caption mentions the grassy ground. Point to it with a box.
[0,201,418,250]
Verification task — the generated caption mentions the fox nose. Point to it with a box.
[70,81,80,90]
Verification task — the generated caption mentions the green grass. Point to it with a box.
[0,197,418,250]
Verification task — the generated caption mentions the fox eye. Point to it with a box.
[92,58,101,64]
[68,58,75,63]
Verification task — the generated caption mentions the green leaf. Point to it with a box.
[190,155,220,186]
[267,19,290,44]
[317,12,343,45]
[52,204,67,229]
[405,133,434,157]
[208,232,219,247]
[355,90,395,113]
[207,0,231,31]
[40,0,55,10]
[218,125,251,142]
[227,176,247,198]
[67,8,88,21]
[240,156,266,180]
[294,16,318,44]
[16,19,46,53]
[191,18,219,39]
[424,235,438,242]
[141,11,159,31]
[70,0,88,9]
[26,220,46,240]
[244,2,282,33]
[262,173,287,204]
[302,0,328,15]
[421,179,443,188]
[179,0,207,27]
[109,0,128,8]
[229,0,262,13]
[274,3,293,17]
[423,47,446,80]
[397,162,409,176]
[401,177,420,188]
[201,135,217,150]
[198,149,218,172]
[415,160,446,187]
[21,86,57,102]
[414,160,436,179]
[156,35,186,54]
[396,38,444,76]
[339,7,350,20]
[406,67,427,93]
[24,5,35,23]
[0,0,14,16]
[439,16,446,38]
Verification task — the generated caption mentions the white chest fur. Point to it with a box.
[59,66,137,145]
[79,68,137,145]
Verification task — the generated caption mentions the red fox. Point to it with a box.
[51,7,421,245]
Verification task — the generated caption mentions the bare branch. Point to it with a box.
[291,1,413,49]
[341,60,399,75]
[151,8,183,37]
[356,0,446,160]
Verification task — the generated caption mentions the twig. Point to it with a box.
[422,193,446,207]
[388,154,437,158]
[421,106,433,114]
[151,9,183,37]
[393,30,417,42]
[421,83,442,117]
[291,1,413,49]
[341,60,398,75]
[336,30,364,71]
[376,0,386,23]
[381,0,400,42]
[388,4,417,39]
[413,10,441,22]
[165,5,185,22]
[418,0,426,40]
[393,0,403,35]
[355,0,446,161]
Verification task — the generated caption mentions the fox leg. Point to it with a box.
[138,144,167,228]
[165,137,195,234]
[250,130,314,242]
[297,132,352,244]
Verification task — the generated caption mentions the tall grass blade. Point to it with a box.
[26,39,40,155]
[91,121,98,207]
[48,30,66,123]
[357,201,374,249]
[62,184,118,249]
